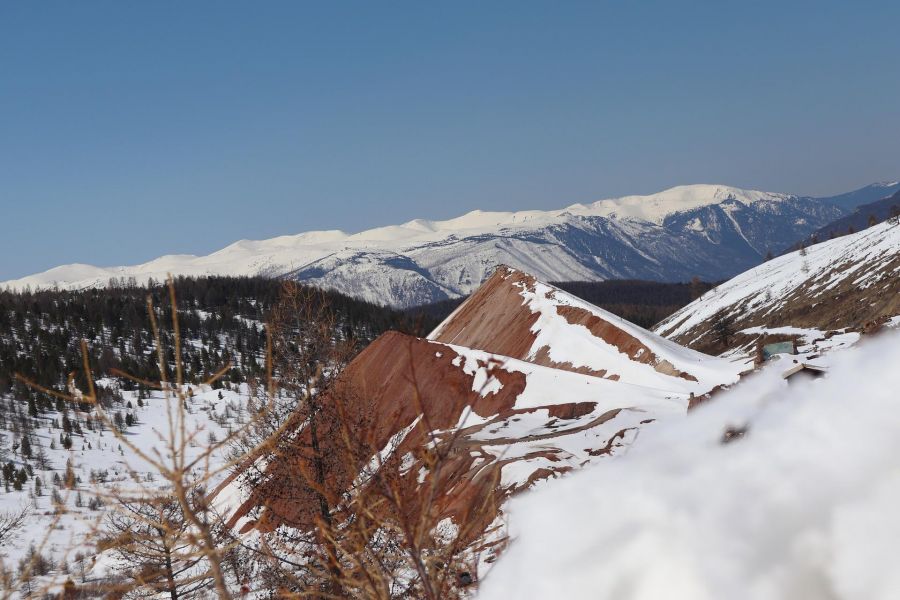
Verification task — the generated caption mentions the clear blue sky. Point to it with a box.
[2,1,899,280]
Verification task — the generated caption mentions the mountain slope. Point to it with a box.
[217,331,696,536]
[654,220,900,349]
[2,184,847,307]
[787,189,900,250]
[815,180,900,210]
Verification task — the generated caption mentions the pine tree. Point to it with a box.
[13,467,27,491]
[711,309,735,349]
[64,458,76,489]
[35,441,50,470]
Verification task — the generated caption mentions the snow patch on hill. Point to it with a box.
[517,277,745,392]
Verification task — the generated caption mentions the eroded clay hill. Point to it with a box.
[428,266,738,392]
[214,268,744,547]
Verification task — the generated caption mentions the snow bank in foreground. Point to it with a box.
[479,330,900,600]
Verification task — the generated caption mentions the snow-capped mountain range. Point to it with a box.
[5,183,889,307]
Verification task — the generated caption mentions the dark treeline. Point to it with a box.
[406,279,717,330]
[0,276,429,405]
[555,279,717,328]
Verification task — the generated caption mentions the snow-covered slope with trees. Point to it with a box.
[0,381,247,595]
[2,184,849,307]
[655,219,900,349]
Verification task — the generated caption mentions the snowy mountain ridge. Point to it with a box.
[2,183,852,307]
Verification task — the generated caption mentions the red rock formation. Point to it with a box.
[429,266,701,383]
[219,331,661,538]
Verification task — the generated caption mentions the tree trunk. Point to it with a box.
[158,528,179,600]
[308,404,344,597]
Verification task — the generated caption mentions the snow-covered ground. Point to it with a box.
[0,383,247,594]
[479,327,900,600]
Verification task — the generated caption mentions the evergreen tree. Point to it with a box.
[711,309,735,349]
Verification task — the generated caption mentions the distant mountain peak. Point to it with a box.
[571,183,793,225]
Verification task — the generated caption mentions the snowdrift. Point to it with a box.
[480,328,900,600]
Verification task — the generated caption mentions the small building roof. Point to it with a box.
[781,362,828,380]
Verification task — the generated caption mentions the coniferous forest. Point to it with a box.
[0,276,429,405]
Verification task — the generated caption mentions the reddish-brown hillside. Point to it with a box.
[429,266,740,392]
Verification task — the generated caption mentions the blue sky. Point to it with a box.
[1,1,899,280]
